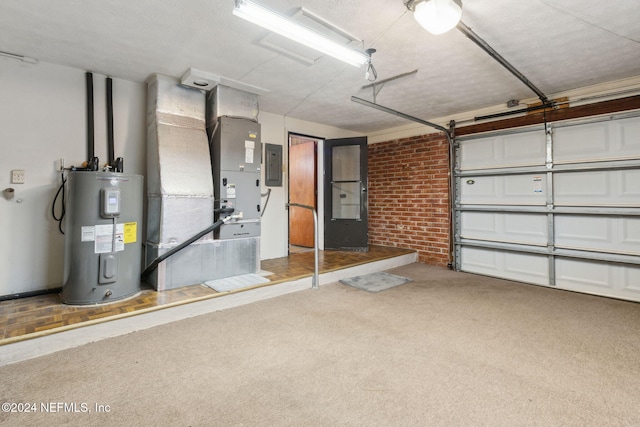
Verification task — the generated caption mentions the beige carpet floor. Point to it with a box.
[1,263,639,426]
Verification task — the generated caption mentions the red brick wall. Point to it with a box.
[368,133,451,266]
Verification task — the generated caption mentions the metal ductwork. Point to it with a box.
[145,74,259,291]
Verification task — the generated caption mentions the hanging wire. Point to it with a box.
[365,48,377,82]
[261,188,272,217]
[52,170,67,234]
[366,62,378,82]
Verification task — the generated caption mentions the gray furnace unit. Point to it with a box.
[208,116,261,239]
[145,76,261,291]
[61,171,144,304]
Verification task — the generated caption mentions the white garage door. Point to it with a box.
[455,112,640,302]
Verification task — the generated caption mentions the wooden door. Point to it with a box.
[289,136,317,247]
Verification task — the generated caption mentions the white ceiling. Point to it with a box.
[1,0,639,133]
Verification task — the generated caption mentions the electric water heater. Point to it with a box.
[61,171,143,304]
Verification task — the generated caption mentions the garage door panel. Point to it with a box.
[556,258,640,297]
[555,170,640,206]
[460,131,545,170]
[460,138,498,170]
[555,215,640,255]
[554,116,640,163]
[556,258,612,290]
[461,212,547,245]
[501,133,546,167]
[623,219,640,246]
[620,118,640,154]
[554,122,609,163]
[461,247,549,285]
[623,267,640,293]
[622,170,640,198]
[457,113,640,302]
[461,174,547,205]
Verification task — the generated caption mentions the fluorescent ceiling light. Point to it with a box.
[411,0,462,35]
[233,0,369,67]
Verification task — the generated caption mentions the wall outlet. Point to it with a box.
[11,169,25,184]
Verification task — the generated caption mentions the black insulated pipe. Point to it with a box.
[85,72,95,162]
[141,218,226,280]
[106,77,115,167]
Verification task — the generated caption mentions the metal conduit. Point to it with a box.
[351,96,450,134]
[287,203,319,289]
[456,21,550,105]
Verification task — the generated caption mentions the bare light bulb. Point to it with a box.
[413,0,462,35]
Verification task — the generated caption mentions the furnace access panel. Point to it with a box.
[209,116,261,239]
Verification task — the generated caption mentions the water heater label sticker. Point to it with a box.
[81,226,95,242]
[94,224,125,253]
[124,222,137,244]
[115,226,125,252]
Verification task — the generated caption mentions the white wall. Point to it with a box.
[258,113,362,261]
[0,59,146,296]
[0,59,361,296]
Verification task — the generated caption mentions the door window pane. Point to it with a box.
[332,182,361,219]
[332,145,360,181]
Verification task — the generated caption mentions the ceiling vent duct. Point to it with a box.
[180,68,270,96]
[180,68,220,91]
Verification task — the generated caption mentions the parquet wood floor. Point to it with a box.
[0,245,414,344]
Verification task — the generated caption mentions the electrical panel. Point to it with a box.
[265,143,283,187]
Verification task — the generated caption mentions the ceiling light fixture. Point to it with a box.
[365,48,377,82]
[405,0,463,35]
[233,0,369,67]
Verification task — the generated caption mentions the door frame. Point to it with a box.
[323,136,369,251]
[287,132,321,253]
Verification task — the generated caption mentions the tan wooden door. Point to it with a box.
[289,136,316,247]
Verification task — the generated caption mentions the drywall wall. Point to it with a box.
[258,112,362,261]
[0,59,362,296]
[0,59,146,296]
